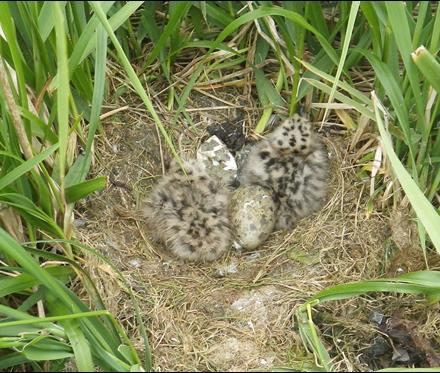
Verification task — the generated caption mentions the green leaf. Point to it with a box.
[64,153,86,188]
[23,346,73,361]
[372,93,440,255]
[254,35,271,66]
[357,49,415,163]
[28,237,150,371]
[129,364,146,372]
[90,1,182,172]
[0,2,30,112]
[64,176,107,204]
[118,344,138,365]
[0,228,75,305]
[0,266,73,298]
[412,45,440,94]
[48,2,143,90]
[145,1,192,67]
[385,2,424,128]
[359,2,382,56]
[0,352,30,370]
[0,193,64,237]
[302,78,375,120]
[193,1,234,27]
[172,4,340,137]
[20,108,59,144]
[53,2,70,188]
[62,20,107,186]
[254,69,286,108]
[298,58,371,106]
[321,2,360,125]
[296,303,332,371]
[47,300,93,372]
[0,143,59,191]
[38,1,67,42]
[429,4,440,53]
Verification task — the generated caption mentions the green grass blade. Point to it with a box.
[303,78,375,120]
[139,1,161,43]
[89,1,182,170]
[64,176,107,204]
[198,1,234,27]
[29,237,152,371]
[66,23,108,186]
[429,3,440,53]
[0,228,77,305]
[298,270,440,371]
[0,193,64,237]
[0,309,62,341]
[255,68,285,133]
[298,58,371,105]
[46,302,93,371]
[412,1,429,50]
[0,352,30,370]
[78,1,142,64]
[385,2,424,126]
[412,45,440,94]
[48,2,145,91]
[22,347,73,362]
[0,266,73,298]
[38,1,66,42]
[144,1,191,67]
[0,2,30,113]
[254,69,286,109]
[357,49,416,165]
[320,1,360,126]
[360,2,382,56]
[307,2,329,38]
[296,303,332,371]
[310,276,440,303]
[20,108,59,144]
[372,92,440,254]
[0,143,59,191]
[172,5,340,132]
[52,2,69,193]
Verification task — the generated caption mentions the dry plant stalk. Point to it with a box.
[0,57,34,162]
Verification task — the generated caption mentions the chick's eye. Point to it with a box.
[210,207,218,215]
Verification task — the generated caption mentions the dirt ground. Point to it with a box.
[74,79,440,371]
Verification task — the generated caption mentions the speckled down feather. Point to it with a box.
[238,114,330,230]
[142,159,232,262]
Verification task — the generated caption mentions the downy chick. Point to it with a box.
[238,114,330,230]
[142,159,232,262]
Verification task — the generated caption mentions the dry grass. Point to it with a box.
[73,60,440,372]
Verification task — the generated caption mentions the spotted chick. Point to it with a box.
[142,159,232,262]
[238,114,330,230]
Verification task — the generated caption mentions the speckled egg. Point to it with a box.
[228,185,276,250]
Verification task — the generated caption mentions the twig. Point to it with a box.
[99,105,130,121]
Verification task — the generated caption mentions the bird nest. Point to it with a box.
[74,63,440,371]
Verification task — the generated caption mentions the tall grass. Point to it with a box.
[0,2,149,371]
[1,1,439,371]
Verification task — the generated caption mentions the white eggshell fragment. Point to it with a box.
[196,135,237,186]
[228,185,276,250]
